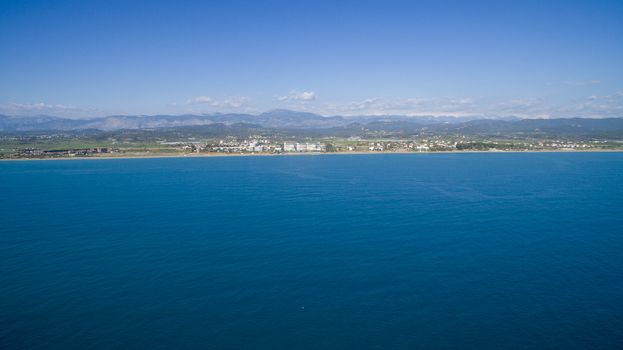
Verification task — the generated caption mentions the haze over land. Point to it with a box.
[1,110,622,138]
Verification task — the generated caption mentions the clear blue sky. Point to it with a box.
[1,0,622,118]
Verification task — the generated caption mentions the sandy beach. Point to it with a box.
[2,149,622,161]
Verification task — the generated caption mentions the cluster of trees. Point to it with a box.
[455,142,518,150]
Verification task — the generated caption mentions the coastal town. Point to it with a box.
[3,134,620,159]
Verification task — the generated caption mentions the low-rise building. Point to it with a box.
[283,142,296,152]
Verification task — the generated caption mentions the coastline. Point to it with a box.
[2,149,623,162]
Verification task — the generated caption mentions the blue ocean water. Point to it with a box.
[1,153,622,349]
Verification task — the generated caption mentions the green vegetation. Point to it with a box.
[1,127,622,159]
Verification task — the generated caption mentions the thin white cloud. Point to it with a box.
[187,96,251,109]
[325,97,477,116]
[188,96,215,104]
[5,92,622,119]
[0,102,97,118]
[488,93,623,118]
[313,93,623,118]
[2,102,81,112]
[560,91,623,117]
[278,90,316,102]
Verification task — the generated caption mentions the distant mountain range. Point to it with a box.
[0,109,508,131]
[1,109,622,138]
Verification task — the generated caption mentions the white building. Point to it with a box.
[296,143,308,152]
[306,143,322,152]
[283,142,296,152]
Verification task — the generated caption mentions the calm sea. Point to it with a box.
[1,153,622,349]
